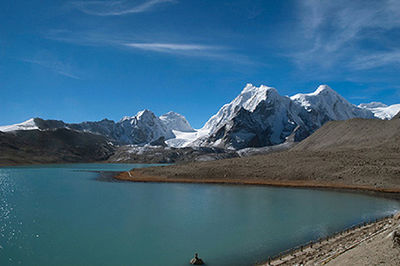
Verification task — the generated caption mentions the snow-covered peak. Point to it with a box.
[119,116,131,122]
[136,109,154,120]
[159,111,194,132]
[314,84,336,95]
[237,84,278,112]
[359,103,400,120]
[119,109,158,124]
[202,84,278,133]
[358,102,387,109]
[0,118,39,132]
[291,85,342,106]
[290,85,373,122]
[119,110,156,123]
[117,109,174,144]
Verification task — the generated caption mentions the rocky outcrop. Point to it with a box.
[108,145,238,164]
[190,253,204,265]
[393,231,400,248]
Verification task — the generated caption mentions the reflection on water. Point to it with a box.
[0,170,16,240]
[0,164,399,266]
[0,170,22,264]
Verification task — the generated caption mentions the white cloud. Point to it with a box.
[124,43,219,52]
[69,0,176,16]
[350,52,400,70]
[122,42,256,64]
[291,0,400,71]
[45,29,255,64]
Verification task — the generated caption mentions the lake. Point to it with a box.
[0,164,399,265]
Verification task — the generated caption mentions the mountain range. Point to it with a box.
[126,114,400,192]
[1,84,400,153]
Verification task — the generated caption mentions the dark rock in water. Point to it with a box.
[190,253,204,265]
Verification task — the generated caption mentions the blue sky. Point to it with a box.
[1,0,400,128]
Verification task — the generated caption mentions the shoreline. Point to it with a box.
[116,170,400,265]
[259,213,400,265]
[0,161,151,167]
[115,169,400,199]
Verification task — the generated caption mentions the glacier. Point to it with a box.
[358,102,400,120]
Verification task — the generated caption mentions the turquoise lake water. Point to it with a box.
[0,163,399,265]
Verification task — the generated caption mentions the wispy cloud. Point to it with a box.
[124,42,220,52]
[349,51,400,70]
[44,30,255,64]
[122,42,253,63]
[22,58,82,80]
[69,0,176,16]
[290,0,400,71]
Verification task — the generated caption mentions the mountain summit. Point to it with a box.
[1,83,398,150]
[159,111,194,132]
[186,84,374,149]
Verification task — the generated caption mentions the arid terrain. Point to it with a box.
[117,118,400,193]
[261,212,400,265]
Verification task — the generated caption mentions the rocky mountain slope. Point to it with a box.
[192,84,374,149]
[0,128,115,165]
[1,83,398,153]
[0,109,192,145]
[159,111,195,132]
[108,145,237,164]
[121,117,400,192]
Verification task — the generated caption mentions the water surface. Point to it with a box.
[0,164,399,265]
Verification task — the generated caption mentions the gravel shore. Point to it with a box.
[261,213,400,265]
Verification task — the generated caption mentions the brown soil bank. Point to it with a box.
[116,118,400,193]
[260,213,400,265]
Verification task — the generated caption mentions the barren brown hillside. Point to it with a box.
[117,118,400,193]
[293,118,400,152]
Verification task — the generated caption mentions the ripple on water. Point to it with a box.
[0,169,24,262]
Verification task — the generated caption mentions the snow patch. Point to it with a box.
[0,118,39,132]
[166,129,209,148]
[358,103,400,120]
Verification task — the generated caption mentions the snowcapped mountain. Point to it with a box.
[0,109,198,145]
[358,102,400,120]
[1,83,397,150]
[202,84,274,134]
[291,85,373,126]
[159,111,194,132]
[189,84,375,149]
[117,110,174,144]
[0,110,188,145]
[193,84,306,149]
[0,118,39,132]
